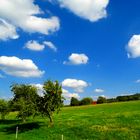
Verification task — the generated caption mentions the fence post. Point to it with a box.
[62,134,63,140]
[16,126,18,139]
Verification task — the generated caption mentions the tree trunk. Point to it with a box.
[22,117,26,123]
[49,115,53,126]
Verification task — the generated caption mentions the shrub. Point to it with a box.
[97,96,107,104]
[0,99,9,120]
[70,97,79,106]
[80,97,93,105]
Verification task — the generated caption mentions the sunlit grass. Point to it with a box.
[0,101,140,140]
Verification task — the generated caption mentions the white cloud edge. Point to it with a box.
[0,56,44,78]
[63,53,89,65]
[94,88,104,93]
[126,35,140,58]
[62,78,88,93]
[24,40,57,52]
[0,0,60,40]
[57,0,109,22]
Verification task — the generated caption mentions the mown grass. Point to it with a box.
[0,101,140,140]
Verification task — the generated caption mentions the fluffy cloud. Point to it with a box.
[94,88,104,93]
[43,41,57,52]
[25,40,45,51]
[25,40,57,52]
[58,0,109,22]
[64,93,80,99]
[62,88,80,99]
[0,56,44,77]
[64,53,89,65]
[0,0,60,40]
[0,19,19,40]
[62,78,88,92]
[127,35,140,58]
[31,84,44,96]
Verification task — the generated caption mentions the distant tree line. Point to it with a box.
[70,97,93,106]
[107,93,140,103]
[70,93,140,106]
[0,80,64,126]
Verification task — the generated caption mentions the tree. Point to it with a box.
[97,96,107,104]
[70,97,79,106]
[39,80,64,125]
[11,84,39,122]
[80,97,93,105]
[0,99,9,120]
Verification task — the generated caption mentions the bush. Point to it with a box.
[70,97,79,106]
[80,97,93,105]
[0,99,9,120]
[97,96,107,104]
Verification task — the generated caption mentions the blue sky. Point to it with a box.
[1,0,140,101]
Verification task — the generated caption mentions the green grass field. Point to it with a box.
[0,101,140,140]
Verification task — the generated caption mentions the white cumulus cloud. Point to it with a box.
[0,0,60,40]
[94,88,104,93]
[62,88,80,99]
[25,40,57,52]
[64,53,89,65]
[25,40,45,51]
[31,84,44,96]
[58,0,109,22]
[0,56,44,77]
[43,41,57,52]
[62,78,88,93]
[0,19,19,40]
[127,35,140,58]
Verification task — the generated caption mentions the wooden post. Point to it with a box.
[62,134,63,140]
[16,126,18,139]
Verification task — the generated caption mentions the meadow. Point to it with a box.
[0,101,140,140]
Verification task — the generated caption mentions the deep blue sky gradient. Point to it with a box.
[1,0,140,99]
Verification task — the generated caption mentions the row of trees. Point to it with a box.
[96,94,140,104]
[70,93,140,106]
[70,97,93,106]
[0,80,64,125]
[70,96,107,106]
[107,93,140,103]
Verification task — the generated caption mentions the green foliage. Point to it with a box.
[116,93,140,102]
[0,101,140,140]
[70,97,79,106]
[0,99,9,120]
[11,84,39,122]
[97,96,107,104]
[80,97,93,105]
[39,80,64,125]
[107,98,116,103]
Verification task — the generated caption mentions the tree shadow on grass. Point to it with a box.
[1,122,43,134]
[0,119,20,125]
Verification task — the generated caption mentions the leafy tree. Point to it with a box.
[0,99,9,120]
[97,96,107,104]
[80,97,93,105]
[70,97,79,106]
[11,84,39,122]
[107,98,117,103]
[116,94,140,102]
[39,80,64,125]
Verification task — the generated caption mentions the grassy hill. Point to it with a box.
[0,101,140,140]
